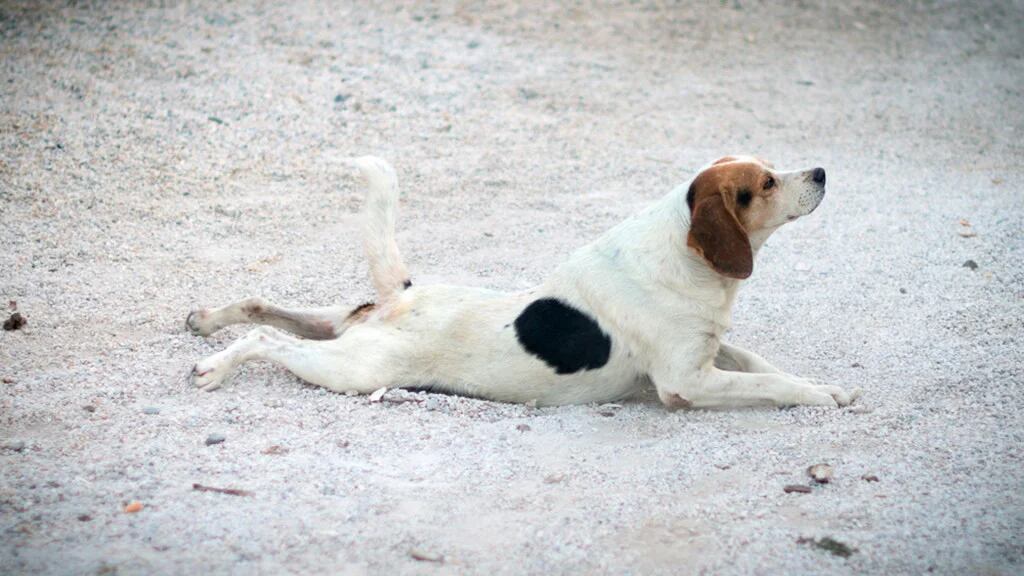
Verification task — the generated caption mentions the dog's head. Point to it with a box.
[685,155,826,279]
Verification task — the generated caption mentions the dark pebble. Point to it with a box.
[962,259,978,270]
[899,288,907,294]
[3,312,26,331]
[516,424,531,432]
[783,484,812,494]
[77,514,92,522]
[205,433,226,446]
[142,407,160,415]
[83,405,96,413]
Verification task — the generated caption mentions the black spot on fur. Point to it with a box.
[737,188,752,207]
[514,298,611,375]
[402,279,412,289]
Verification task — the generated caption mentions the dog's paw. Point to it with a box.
[797,379,861,407]
[190,356,230,391]
[186,309,216,337]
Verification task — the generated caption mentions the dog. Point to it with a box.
[186,155,860,409]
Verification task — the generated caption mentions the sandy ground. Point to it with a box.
[2,1,1023,574]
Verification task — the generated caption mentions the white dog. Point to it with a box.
[187,155,860,409]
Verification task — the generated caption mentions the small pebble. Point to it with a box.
[83,405,96,413]
[3,440,26,452]
[409,548,443,563]
[368,387,387,403]
[205,433,226,446]
[142,407,160,415]
[807,463,834,484]
[862,474,880,482]
[2,312,26,331]
[784,484,812,494]
[962,259,978,270]
[77,514,92,522]
[124,501,143,513]
[516,424,531,432]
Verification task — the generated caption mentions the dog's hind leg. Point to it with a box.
[186,297,368,340]
[191,324,404,393]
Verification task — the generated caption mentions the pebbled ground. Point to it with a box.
[1,1,1022,574]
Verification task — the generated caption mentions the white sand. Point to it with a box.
[1,1,1022,574]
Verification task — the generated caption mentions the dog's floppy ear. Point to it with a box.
[686,194,753,279]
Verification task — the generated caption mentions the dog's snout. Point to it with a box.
[811,167,826,185]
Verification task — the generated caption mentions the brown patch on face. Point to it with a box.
[686,159,776,279]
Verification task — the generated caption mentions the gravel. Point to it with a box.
[1,1,1022,575]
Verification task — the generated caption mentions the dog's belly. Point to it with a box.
[384,285,644,405]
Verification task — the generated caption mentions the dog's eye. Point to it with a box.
[737,190,752,207]
[764,176,775,190]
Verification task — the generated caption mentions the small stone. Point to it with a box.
[807,463,834,483]
[77,514,91,522]
[518,87,539,100]
[142,407,160,415]
[798,536,856,558]
[784,484,812,494]
[466,40,480,49]
[516,424,531,432]
[3,312,26,331]
[123,501,143,513]
[899,288,907,294]
[862,474,880,482]
[333,93,349,104]
[962,259,978,270]
[3,440,26,452]
[598,410,615,417]
[205,433,226,446]
[83,405,96,413]
[368,387,387,403]
[409,548,443,563]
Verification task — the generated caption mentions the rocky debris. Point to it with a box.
[784,484,812,494]
[3,312,26,331]
[797,536,856,558]
[409,548,443,563]
[807,464,834,484]
[3,440,26,452]
[205,433,226,446]
[193,483,251,496]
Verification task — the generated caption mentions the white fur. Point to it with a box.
[187,157,860,409]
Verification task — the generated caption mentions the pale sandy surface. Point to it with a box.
[2,1,1023,574]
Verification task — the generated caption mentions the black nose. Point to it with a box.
[812,167,826,185]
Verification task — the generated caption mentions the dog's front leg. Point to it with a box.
[714,342,785,374]
[654,364,858,410]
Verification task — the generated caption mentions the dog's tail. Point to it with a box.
[347,156,411,301]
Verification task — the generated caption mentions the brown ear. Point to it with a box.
[686,194,753,279]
